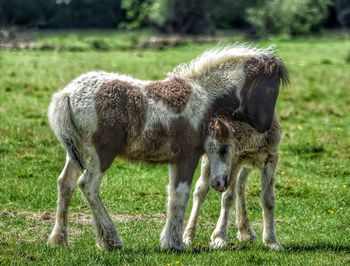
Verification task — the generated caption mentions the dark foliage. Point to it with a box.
[0,0,123,28]
[0,0,348,33]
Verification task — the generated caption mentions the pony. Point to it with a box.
[183,115,283,250]
[47,44,288,251]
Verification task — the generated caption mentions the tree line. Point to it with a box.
[0,0,349,35]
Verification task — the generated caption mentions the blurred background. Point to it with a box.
[0,0,349,49]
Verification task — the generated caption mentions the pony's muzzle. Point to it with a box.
[211,175,229,192]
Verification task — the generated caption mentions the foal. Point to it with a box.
[47,45,287,251]
[183,116,283,250]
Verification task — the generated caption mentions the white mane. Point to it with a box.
[169,44,277,80]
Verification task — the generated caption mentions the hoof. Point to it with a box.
[47,232,68,247]
[182,228,195,246]
[264,240,283,251]
[209,237,227,249]
[160,241,186,251]
[97,237,123,251]
[237,229,257,242]
[210,230,228,249]
[183,236,193,247]
[160,230,186,251]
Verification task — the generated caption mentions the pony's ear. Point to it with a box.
[239,69,281,133]
[209,118,231,141]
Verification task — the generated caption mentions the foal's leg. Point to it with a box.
[183,155,211,246]
[261,155,282,251]
[236,167,257,242]
[160,152,200,251]
[48,156,80,247]
[210,166,240,249]
[78,162,122,250]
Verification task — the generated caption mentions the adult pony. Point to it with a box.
[47,45,287,251]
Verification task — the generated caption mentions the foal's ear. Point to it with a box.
[240,68,282,133]
[209,118,231,141]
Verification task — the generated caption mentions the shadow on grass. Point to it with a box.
[285,243,350,253]
[120,242,350,255]
[119,242,254,255]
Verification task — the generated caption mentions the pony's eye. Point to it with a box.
[219,145,228,157]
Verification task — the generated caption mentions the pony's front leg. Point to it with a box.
[210,166,240,249]
[261,155,282,251]
[78,165,122,250]
[236,167,257,242]
[183,155,210,246]
[48,156,80,247]
[160,152,200,251]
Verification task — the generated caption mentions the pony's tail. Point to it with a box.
[48,90,85,170]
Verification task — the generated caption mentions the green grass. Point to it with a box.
[0,31,350,265]
[7,29,154,51]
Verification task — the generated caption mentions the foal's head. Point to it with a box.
[205,118,237,192]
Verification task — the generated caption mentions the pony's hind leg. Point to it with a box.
[183,155,211,246]
[48,156,80,247]
[261,155,282,251]
[210,165,240,249]
[78,161,122,250]
[236,167,257,242]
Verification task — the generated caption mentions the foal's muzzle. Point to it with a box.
[211,175,229,192]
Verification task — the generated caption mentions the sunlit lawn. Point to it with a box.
[0,31,349,265]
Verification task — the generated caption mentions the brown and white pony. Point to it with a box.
[47,45,287,251]
[183,115,283,250]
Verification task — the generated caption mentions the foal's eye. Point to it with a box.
[219,145,228,157]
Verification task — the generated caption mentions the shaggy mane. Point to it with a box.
[169,44,277,80]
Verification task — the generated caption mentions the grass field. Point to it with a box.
[0,31,350,265]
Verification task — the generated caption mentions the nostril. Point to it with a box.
[211,180,222,190]
[211,179,222,189]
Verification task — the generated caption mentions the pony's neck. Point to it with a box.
[192,62,246,98]
[174,62,245,98]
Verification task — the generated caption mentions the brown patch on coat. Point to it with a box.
[93,79,148,172]
[169,116,202,156]
[169,118,202,187]
[136,122,170,162]
[172,148,202,187]
[145,79,192,113]
[145,122,168,152]
[123,116,203,164]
